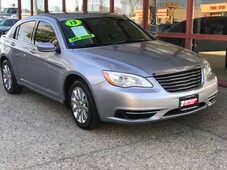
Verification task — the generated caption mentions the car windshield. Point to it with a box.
[0,19,8,26]
[60,17,152,48]
[1,8,17,14]
[1,8,8,13]
[0,19,16,26]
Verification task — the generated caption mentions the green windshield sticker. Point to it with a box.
[68,34,95,43]
[65,19,82,27]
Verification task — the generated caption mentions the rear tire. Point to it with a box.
[1,60,23,94]
[69,79,99,130]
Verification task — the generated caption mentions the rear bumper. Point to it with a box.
[92,72,218,124]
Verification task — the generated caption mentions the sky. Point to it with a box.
[1,0,17,8]
[1,0,77,11]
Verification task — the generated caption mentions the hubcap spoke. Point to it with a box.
[8,79,12,89]
[3,68,7,74]
[77,88,82,100]
[71,87,89,124]
[82,110,88,123]
[3,74,7,78]
[73,109,79,117]
[77,109,83,123]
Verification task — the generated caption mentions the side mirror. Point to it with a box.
[37,42,55,52]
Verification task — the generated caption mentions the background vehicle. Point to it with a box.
[0,18,18,36]
[0,7,18,18]
[0,13,218,130]
[150,23,175,38]
[160,16,227,52]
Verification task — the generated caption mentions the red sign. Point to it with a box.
[210,5,226,10]
[210,6,217,10]
[218,5,225,9]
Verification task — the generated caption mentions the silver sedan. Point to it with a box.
[0,13,218,129]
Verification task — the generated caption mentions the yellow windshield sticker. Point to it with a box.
[68,34,95,43]
[65,19,82,27]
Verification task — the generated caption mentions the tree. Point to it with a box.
[128,0,139,17]
[33,0,38,15]
[150,0,156,25]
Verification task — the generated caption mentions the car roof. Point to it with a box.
[32,12,124,21]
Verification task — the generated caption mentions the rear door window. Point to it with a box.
[15,21,36,44]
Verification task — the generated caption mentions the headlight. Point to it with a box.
[203,60,212,77]
[103,71,153,88]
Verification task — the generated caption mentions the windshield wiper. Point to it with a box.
[75,43,112,48]
[74,39,149,48]
[112,39,149,45]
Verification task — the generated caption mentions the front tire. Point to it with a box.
[69,80,99,130]
[1,60,22,94]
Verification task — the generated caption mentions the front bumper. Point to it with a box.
[92,72,218,124]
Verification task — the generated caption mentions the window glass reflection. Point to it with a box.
[194,1,227,79]
[115,0,143,26]
[22,0,30,18]
[48,0,62,13]
[193,0,227,35]
[88,0,110,12]
[149,0,187,34]
[33,0,44,15]
[66,0,83,12]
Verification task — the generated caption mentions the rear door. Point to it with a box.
[11,20,37,83]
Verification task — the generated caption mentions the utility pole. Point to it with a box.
[0,0,2,11]
[34,0,38,15]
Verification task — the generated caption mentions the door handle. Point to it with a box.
[10,42,16,46]
[28,49,36,54]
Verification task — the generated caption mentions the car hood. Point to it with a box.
[0,26,11,32]
[73,40,204,77]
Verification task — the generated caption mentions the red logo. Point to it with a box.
[218,5,225,9]
[210,6,217,10]
[181,98,198,107]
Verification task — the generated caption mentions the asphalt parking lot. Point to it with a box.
[0,77,226,170]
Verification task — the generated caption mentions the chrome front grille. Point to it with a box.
[154,68,202,92]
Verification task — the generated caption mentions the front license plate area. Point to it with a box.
[179,95,199,111]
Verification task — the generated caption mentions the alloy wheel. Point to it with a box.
[71,87,89,124]
[2,64,12,90]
